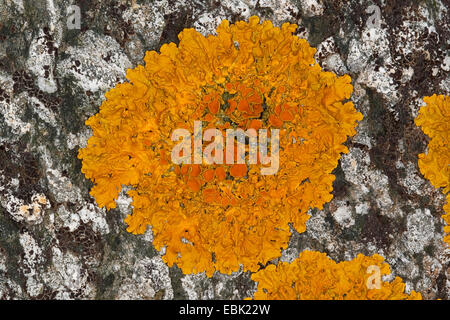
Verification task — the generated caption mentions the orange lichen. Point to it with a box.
[414,94,450,246]
[78,16,363,276]
[249,250,422,300]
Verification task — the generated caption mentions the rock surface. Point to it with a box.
[0,0,449,299]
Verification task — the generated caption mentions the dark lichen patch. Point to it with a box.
[359,203,403,250]
[339,208,364,242]
[103,232,122,253]
[253,1,275,18]
[95,210,158,291]
[435,266,450,299]
[39,25,59,56]
[134,237,159,259]
[12,70,35,94]
[382,1,448,103]
[424,243,435,256]
[323,208,336,229]
[425,196,447,218]
[95,272,116,299]
[67,149,94,199]
[0,280,19,299]
[55,222,103,262]
[299,15,336,48]
[339,225,359,243]
[364,88,422,205]
[22,0,51,28]
[365,88,389,139]
[102,3,136,48]
[0,142,46,203]
[402,120,429,164]
[168,263,188,300]
[352,213,367,238]
[0,206,22,260]
[331,160,350,199]
[57,80,88,135]
[12,70,62,112]
[295,234,326,256]
[0,17,28,72]
[52,220,105,297]
[31,285,57,300]
[382,0,417,29]
[0,208,27,296]
[297,0,366,49]
[0,87,11,104]
[159,9,194,47]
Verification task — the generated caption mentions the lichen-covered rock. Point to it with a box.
[77,15,362,278]
[0,0,449,300]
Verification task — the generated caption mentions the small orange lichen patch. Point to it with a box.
[248,250,422,300]
[17,193,49,223]
[78,16,363,276]
[414,94,450,246]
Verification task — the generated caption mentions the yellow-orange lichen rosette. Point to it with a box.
[248,250,422,300]
[78,16,363,276]
[415,94,450,246]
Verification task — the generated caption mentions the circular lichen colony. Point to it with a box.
[78,16,363,276]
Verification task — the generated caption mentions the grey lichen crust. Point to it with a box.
[0,0,449,300]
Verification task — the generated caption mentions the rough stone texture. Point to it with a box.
[0,0,449,300]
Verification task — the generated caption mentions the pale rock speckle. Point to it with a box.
[355,202,370,215]
[181,273,214,300]
[117,256,173,300]
[46,168,82,203]
[19,232,44,297]
[397,161,427,196]
[26,29,58,93]
[404,208,435,254]
[57,205,80,232]
[122,1,167,49]
[280,247,299,263]
[30,96,58,127]
[46,247,93,298]
[0,80,32,139]
[78,204,110,235]
[56,31,132,93]
[341,148,396,218]
[299,0,324,17]
[332,201,355,228]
